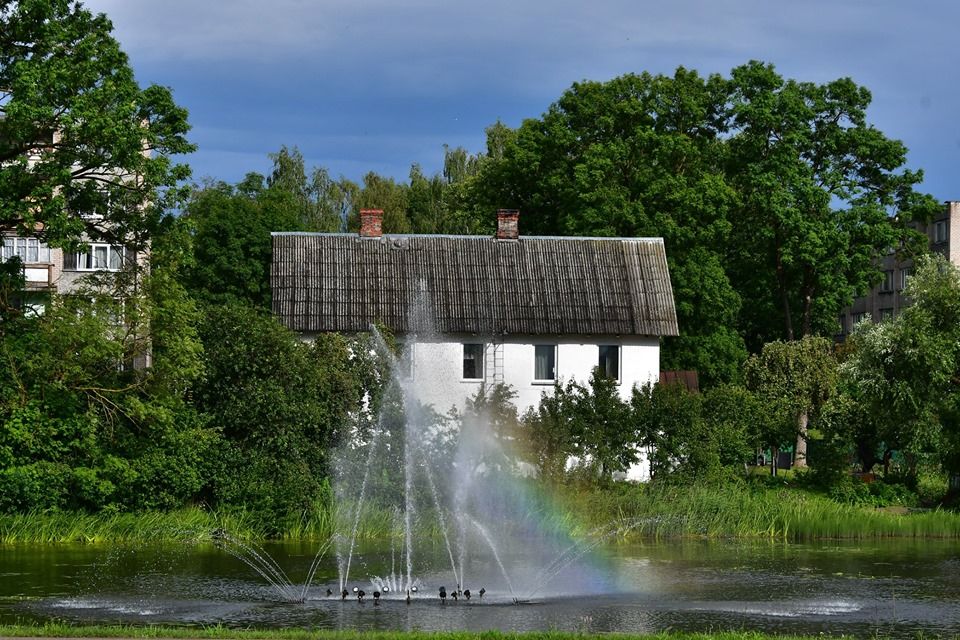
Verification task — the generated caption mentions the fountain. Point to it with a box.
[218,290,624,605]
[322,291,623,605]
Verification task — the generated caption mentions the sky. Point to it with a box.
[85,0,959,202]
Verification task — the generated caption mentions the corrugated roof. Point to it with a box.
[271,234,679,337]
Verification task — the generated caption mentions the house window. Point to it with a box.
[853,312,870,325]
[935,220,948,243]
[67,243,124,271]
[880,308,894,322]
[880,270,894,292]
[837,315,846,334]
[899,268,913,290]
[534,344,557,382]
[598,345,620,381]
[1,237,51,264]
[462,343,484,380]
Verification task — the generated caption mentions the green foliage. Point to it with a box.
[195,302,368,533]
[0,0,194,247]
[744,337,837,467]
[842,254,960,479]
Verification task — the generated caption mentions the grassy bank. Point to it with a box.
[2,482,960,544]
[0,624,894,640]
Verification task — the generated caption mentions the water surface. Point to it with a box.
[1,539,958,637]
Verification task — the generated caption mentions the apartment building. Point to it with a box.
[838,201,960,338]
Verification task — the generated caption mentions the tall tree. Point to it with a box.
[725,61,939,346]
[0,0,194,247]
[479,69,746,384]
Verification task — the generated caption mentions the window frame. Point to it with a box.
[69,243,124,271]
[597,344,621,383]
[2,237,51,264]
[462,342,485,381]
[880,270,894,292]
[934,220,948,243]
[533,344,557,383]
[899,268,913,290]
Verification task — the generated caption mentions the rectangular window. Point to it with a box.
[837,315,846,334]
[462,343,484,380]
[880,308,894,321]
[534,344,557,381]
[70,243,124,271]
[2,237,51,263]
[880,270,894,292]
[899,268,913,290]
[935,220,948,243]
[598,345,620,381]
[853,312,870,325]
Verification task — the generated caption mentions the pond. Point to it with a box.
[2,539,959,637]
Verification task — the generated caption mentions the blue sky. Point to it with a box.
[86,0,959,202]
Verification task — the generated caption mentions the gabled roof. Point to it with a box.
[271,233,679,337]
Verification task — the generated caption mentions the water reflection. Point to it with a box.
[1,539,959,638]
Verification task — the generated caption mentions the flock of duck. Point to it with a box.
[325,585,486,604]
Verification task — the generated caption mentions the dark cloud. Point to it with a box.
[87,0,960,200]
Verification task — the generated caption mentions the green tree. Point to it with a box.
[195,303,367,530]
[478,69,746,385]
[725,61,939,346]
[841,255,960,480]
[0,0,194,247]
[744,337,836,470]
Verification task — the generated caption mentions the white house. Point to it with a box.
[270,209,679,478]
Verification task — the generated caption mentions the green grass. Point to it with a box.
[0,623,912,640]
[3,481,960,544]
[555,482,960,541]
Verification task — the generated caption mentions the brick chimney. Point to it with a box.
[496,209,519,240]
[359,209,383,237]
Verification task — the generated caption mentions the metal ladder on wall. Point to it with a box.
[486,341,504,385]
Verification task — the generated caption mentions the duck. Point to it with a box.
[341,589,349,600]
[357,589,366,602]
[439,586,447,603]
[326,588,333,597]
[464,589,471,600]
[373,591,381,604]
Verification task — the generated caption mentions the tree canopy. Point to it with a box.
[0,0,194,247]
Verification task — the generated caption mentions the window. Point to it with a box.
[935,220,948,243]
[67,243,124,271]
[837,315,846,334]
[534,344,557,381]
[899,268,913,290]
[853,312,870,325]
[880,270,894,292]
[598,345,620,381]
[462,343,484,380]
[880,308,894,322]
[1,237,51,263]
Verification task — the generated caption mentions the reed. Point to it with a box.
[3,482,960,545]
[554,482,960,541]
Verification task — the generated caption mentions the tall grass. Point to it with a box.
[555,482,960,541]
[3,482,960,544]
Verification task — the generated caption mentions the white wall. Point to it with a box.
[407,335,660,481]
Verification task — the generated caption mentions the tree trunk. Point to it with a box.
[775,243,794,341]
[794,410,808,468]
